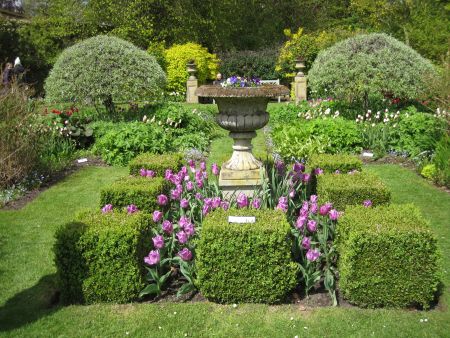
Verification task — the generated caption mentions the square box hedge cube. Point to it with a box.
[337,204,440,308]
[196,209,298,303]
[129,152,184,176]
[54,210,153,304]
[100,176,168,213]
[309,153,362,174]
[317,171,390,210]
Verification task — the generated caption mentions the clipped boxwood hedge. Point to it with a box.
[309,153,362,173]
[100,176,169,213]
[54,210,154,304]
[337,204,440,308]
[129,152,184,176]
[196,208,299,303]
[317,172,390,210]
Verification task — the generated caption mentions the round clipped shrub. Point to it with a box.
[308,33,435,106]
[165,42,219,94]
[196,208,299,303]
[45,35,166,114]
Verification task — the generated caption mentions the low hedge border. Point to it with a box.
[196,208,299,303]
[99,176,169,213]
[337,204,440,309]
[54,210,154,304]
[309,153,362,174]
[317,171,391,210]
[129,152,184,176]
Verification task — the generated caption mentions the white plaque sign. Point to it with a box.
[362,152,374,158]
[228,216,256,224]
[77,158,88,163]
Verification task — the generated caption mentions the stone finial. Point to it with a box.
[187,60,197,80]
[295,57,305,77]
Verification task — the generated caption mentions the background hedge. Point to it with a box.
[317,172,391,210]
[196,208,299,303]
[99,176,169,213]
[309,154,362,174]
[129,152,184,177]
[54,210,153,304]
[337,204,440,308]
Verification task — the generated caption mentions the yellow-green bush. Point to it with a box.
[165,42,219,94]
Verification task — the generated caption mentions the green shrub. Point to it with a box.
[317,172,391,210]
[309,154,362,174]
[93,122,169,166]
[100,176,169,213]
[421,164,437,180]
[337,204,440,308]
[45,35,166,114]
[54,210,154,304]
[129,152,183,176]
[395,112,446,156]
[431,135,450,187]
[308,33,436,107]
[196,208,299,303]
[218,48,280,79]
[165,42,219,94]
[272,118,362,160]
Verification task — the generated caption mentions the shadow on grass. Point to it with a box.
[0,274,60,332]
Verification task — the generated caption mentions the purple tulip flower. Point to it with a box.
[310,195,318,203]
[301,236,311,249]
[153,210,163,222]
[186,181,194,191]
[139,168,147,177]
[162,220,173,234]
[144,250,160,265]
[302,173,311,183]
[176,231,188,244]
[221,201,230,210]
[184,222,195,236]
[314,168,324,175]
[152,235,164,249]
[211,163,220,176]
[180,198,189,209]
[319,203,332,216]
[102,204,113,213]
[335,170,341,174]
[329,209,339,221]
[202,204,211,216]
[307,219,317,232]
[293,162,305,173]
[252,198,261,209]
[127,204,138,214]
[157,194,168,206]
[277,196,289,213]
[236,193,249,208]
[296,216,307,229]
[212,197,221,209]
[178,248,193,261]
[200,161,206,171]
[306,248,320,262]
[363,200,372,207]
[310,203,318,214]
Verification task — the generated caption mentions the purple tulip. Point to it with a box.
[180,166,188,176]
[296,216,307,229]
[195,192,203,200]
[170,188,182,200]
[179,216,190,229]
[196,179,204,189]
[275,160,285,174]
[211,163,220,176]
[180,198,189,209]
[152,235,164,249]
[188,159,195,170]
[310,195,318,203]
[183,222,195,236]
[102,204,113,213]
[310,203,318,214]
[335,170,341,174]
[289,190,295,198]
[252,198,261,209]
[293,162,305,173]
[306,248,320,262]
[146,170,155,178]
[157,194,168,206]
[236,193,249,208]
[329,209,339,221]
[202,204,211,216]
[127,204,138,214]
[276,196,289,213]
[363,200,372,207]
[302,173,311,183]
[221,201,230,210]
[186,181,194,191]
[165,169,173,181]
[178,248,193,261]
[200,161,206,171]
[139,168,147,177]
[162,220,173,234]
[176,231,188,244]
[144,250,160,265]
[307,219,317,232]
[319,203,332,216]
[212,197,221,209]
[153,210,163,222]
[301,236,311,249]
[314,168,324,175]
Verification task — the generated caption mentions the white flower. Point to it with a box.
[142,115,147,122]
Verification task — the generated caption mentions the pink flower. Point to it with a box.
[186,181,194,191]
[165,169,173,181]
[176,231,188,244]
[252,198,261,209]
[306,248,320,262]
[211,163,220,176]
[212,197,221,209]
[296,216,307,229]
[188,159,195,171]
[180,198,189,209]
[196,179,204,189]
[183,222,195,236]
[179,216,191,229]
[310,203,318,214]
[363,200,372,207]
[144,250,160,265]
[302,173,311,183]
[319,203,332,216]
[162,220,173,234]
[329,209,339,221]
[220,201,230,210]
[127,204,138,214]
[310,195,318,203]
[101,204,113,213]
[152,235,164,249]
[202,204,211,216]
[314,168,324,175]
[146,169,155,178]
[301,236,311,249]
[236,193,249,208]
[170,187,182,200]
[276,196,289,213]
[307,219,317,232]
[153,210,163,222]
[200,161,206,171]
[289,190,295,198]
[178,248,193,261]
[157,194,168,206]
[139,168,147,177]
[293,162,305,173]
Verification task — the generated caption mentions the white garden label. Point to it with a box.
[228,216,256,224]
[362,152,374,157]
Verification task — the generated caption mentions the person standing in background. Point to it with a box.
[2,62,13,92]
[12,57,25,83]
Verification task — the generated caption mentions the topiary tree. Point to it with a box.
[308,33,436,108]
[44,35,166,115]
[164,42,219,94]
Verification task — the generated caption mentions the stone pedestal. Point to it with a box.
[219,167,264,198]
[186,78,198,103]
[294,75,307,104]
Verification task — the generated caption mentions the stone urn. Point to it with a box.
[196,84,289,197]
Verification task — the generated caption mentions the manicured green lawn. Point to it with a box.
[0,164,449,337]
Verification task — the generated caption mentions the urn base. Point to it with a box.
[219,167,265,199]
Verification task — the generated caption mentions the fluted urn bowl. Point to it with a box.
[196,85,289,172]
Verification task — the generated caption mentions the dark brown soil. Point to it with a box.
[1,156,108,210]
